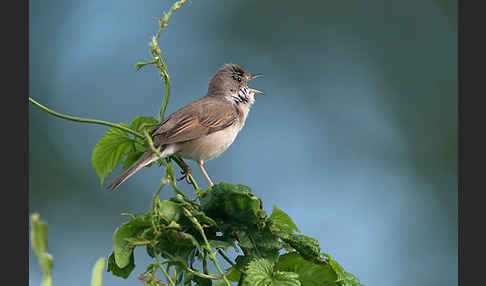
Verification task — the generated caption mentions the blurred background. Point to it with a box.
[29,0,457,285]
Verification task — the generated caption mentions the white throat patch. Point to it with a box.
[226,87,255,105]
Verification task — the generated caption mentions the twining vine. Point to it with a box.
[29,1,364,285]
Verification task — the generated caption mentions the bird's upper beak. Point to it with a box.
[248,73,264,95]
[250,73,264,80]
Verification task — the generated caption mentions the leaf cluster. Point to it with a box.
[107,182,364,286]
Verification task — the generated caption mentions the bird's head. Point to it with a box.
[207,63,263,100]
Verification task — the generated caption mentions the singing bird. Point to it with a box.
[107,63,263,190]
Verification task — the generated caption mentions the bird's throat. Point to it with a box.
[226,86,255,106]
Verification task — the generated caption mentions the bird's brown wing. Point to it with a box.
[150,96,239,146]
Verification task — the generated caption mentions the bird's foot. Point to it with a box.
[177,167,192,184]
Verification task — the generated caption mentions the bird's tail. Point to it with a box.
[106,151,158,191]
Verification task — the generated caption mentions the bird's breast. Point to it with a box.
[175,124,242,163]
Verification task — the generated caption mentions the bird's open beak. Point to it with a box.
[248,73,264,95]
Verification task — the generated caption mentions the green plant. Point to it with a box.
[30,214,106,286]
[29,1,364,285]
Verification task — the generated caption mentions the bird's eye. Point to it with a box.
[232,75,242,82]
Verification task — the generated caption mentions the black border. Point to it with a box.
[459,0,485,285]
[6,0,29,283]
[25,0,30,284]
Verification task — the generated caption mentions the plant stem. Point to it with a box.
[237,274,245,286]
[150,184,164,212]
[155,253,176,286]
[182,264,226,280]
[29,97,145,139]
[171,156,200,190]
[30,97,201,195]
[159,79,170,121]
[217,249,236,267]
[183,208,231,286]
[149,0,188,121]
[172,266,177,283]
[203,250,209,274]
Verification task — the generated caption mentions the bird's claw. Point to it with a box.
[176,167,192,184]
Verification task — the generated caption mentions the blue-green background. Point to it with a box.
[29,0,457,285]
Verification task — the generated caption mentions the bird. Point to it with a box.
[106,63,263,190]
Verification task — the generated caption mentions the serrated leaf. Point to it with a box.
[275,252,338,286]
[269,205,300,234]
[157,200,184,224]
[243,259,300,286]
[107,252,135,279]
[90,257,106,286]
[113,213,151,268]
[236,225,280,264]
[321,253,364,286]
[129,116,159,134]
[91,124,135,185]
[278,233,320,262]
[200,183,263,228]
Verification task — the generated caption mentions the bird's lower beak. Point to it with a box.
[248,88,264,95]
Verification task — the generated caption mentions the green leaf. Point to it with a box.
[269,205,300,234]
[321,253,364,286]
[107,252,135,279]
[208,236,237,251]
[122,150,146,170]
[278,233,321,262]
[225,266,242,282]
[243,259,300,286]
[41,273,52,286]
[192,276,212,286]
[30,213,48,258]
[155,229,202,259]
[275,252,338,286]
[90,257,106,286]
[192,209,217,227]
[30,213,53,286]
[235,255,253,270]
[200,183,264,228]
[129,116,159,134]
[113,213,151,268]
[91,124,135,185]
[236,225,281,264]
[135,61,152,71]
[157,199,184,224]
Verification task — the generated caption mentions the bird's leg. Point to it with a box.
[197,161,214,187]
[176,156,192,184]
